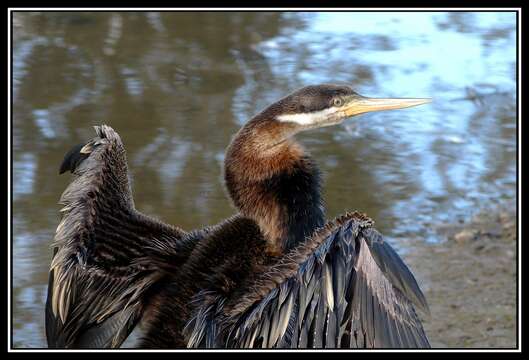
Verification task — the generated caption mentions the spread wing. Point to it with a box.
[185,212,430,348]
[46,125,190,348]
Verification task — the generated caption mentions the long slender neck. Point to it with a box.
[224,118,325,256]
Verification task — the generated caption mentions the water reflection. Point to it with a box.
[12,11,516,347]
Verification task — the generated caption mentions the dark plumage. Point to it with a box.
[46,126,192,348]
[266,84,361,115]
[59,143,89,174]
[46,84,431,349]
[185,212,429,348]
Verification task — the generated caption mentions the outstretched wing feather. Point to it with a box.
[185,213,430,348]
[46,125,187,348]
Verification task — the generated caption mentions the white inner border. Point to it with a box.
[7,7,522,353]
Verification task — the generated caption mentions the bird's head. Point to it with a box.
[227,83,432,177]
[274,83,430,129]
[251,84,431,146]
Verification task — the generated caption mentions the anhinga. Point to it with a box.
[46,84,431,349]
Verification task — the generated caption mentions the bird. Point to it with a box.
[46,84,431,349]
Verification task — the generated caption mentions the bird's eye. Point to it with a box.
[333,98,343,107]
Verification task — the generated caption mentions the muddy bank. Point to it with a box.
[402,204,517,348]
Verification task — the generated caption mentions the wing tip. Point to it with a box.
[59,125,120,175]
[59,143,88,174]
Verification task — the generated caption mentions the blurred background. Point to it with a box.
[11,11,517,348]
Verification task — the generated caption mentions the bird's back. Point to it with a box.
[136,215,272,348]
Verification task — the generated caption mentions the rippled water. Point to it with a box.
[11,11,517,348]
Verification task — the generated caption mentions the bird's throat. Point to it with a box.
[224,136,325,255]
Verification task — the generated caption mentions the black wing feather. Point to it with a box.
[59,143,89,174]
[46,125,189,348]
[185,212,430,348]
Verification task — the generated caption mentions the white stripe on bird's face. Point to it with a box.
[276,107,341,126]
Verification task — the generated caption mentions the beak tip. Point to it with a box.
[418,98,432,105]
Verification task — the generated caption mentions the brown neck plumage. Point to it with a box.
[224,116,324,256]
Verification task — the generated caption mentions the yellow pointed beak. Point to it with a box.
[343,97,432,117]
